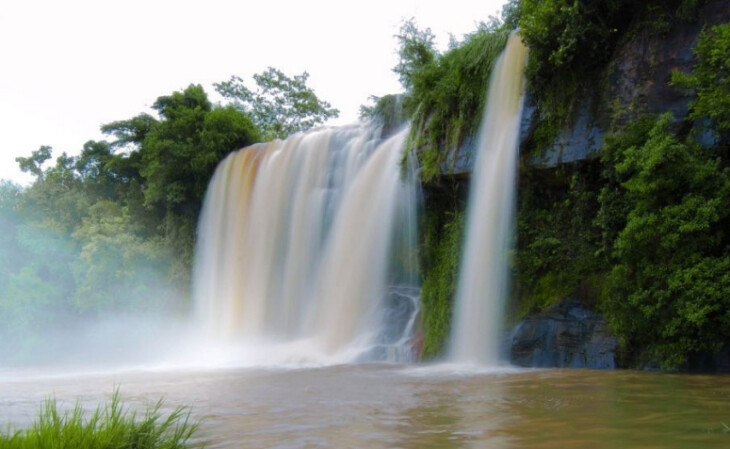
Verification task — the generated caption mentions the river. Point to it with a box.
[2,363,729,448]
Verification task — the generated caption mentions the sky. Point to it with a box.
[0,0,507,184]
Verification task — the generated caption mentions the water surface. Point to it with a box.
[1,364,728,448]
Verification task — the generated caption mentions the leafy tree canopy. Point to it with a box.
[4,83,262,362]
[215,67,339,141]
[16,146,52,180]
[101,114,157,150]
[101,84,260,218]
[393,18,437,92]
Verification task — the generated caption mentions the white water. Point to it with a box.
[449,33,529,365]
[192,125,420,364]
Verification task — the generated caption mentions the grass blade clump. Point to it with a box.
[0,389,200,448]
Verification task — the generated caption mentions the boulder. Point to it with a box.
[508,300,618,369]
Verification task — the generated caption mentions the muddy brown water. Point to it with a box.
[2,364,729,448]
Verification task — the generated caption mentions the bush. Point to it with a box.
[599,114,730,367]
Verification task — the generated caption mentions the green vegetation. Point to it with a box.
[512,161,604,319]
[599,114,730,367]
[0,391,198,449]
[419,199,464,359]
[514,107,730,368]
[518,0,624,146]
[359,94,406,137]
[513,9,730,368]
[215,67,339,141]
[392,18,512,355]
[402,0,730,368]
[518,0,707,149]
[672,22,730,136]
[393,19,438,93]
[3,85,258,346]
[594,21,730,368]
[101,85,260,280]
[1,72,336,364]
[395,20,510,181]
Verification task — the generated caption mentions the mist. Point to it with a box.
[0,179,195,371]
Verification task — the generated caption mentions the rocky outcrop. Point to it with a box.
[507,300,618,369]
[532,0,730,167]
[607,0,730,126]
[414,0,730,369]
[529,98,604,166]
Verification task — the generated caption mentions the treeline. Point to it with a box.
[392,0,730,367]
[0,70,336,363]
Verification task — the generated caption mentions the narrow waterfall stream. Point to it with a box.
[450,33,528,365]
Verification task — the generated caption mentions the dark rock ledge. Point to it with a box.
[507,300,618,369]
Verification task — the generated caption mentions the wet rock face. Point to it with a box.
[532,0,730,167]
[436,0,730,173]
[529,99,604,166]
[607,0,730,127]
[507,300,618,369]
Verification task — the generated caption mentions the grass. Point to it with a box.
[0,390,200,449]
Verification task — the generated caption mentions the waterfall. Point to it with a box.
[449,33,528,365]
[192,125,420,364]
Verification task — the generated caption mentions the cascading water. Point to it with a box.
[192,125,420,364]
[449,33,528,365]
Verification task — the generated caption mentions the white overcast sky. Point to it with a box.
[0,0,507,184]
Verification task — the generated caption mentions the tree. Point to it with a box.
[393,18,437,91]
[16,146,52,180]
[101,113,157,150]
[99,84,260,279]
[215,67,339,140]
[138,85,260,216]
[71,200,173,313]
[100,84,260,218]
[0,84,262,361]
[0,181,22,292]
[500,0,521,30]
[16,149,91,234]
